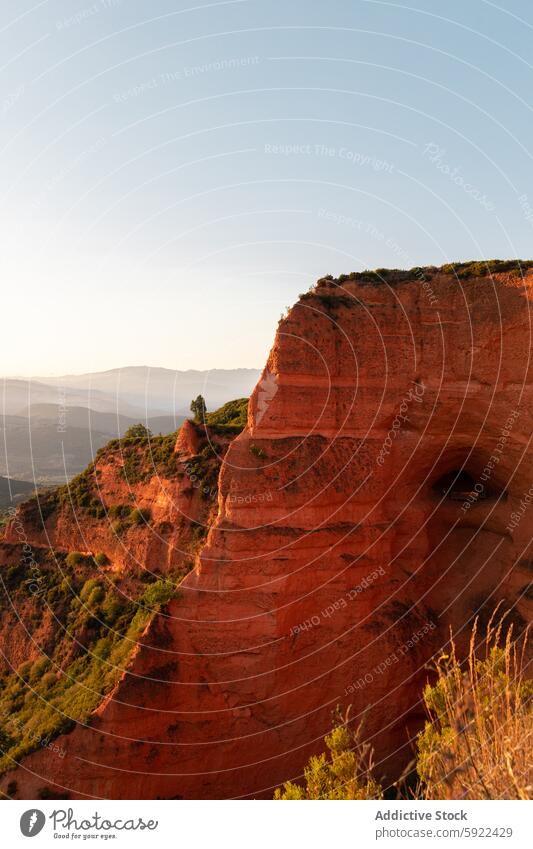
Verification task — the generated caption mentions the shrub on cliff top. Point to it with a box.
[312,260,533,290]
[205,397,248,432]
[123,423,152,440]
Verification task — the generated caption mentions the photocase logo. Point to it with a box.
[20,809,46,837]
[256,370,278,424]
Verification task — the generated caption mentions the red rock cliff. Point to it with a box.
[2,263,532,799]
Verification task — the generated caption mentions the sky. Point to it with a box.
[1,0,533,375]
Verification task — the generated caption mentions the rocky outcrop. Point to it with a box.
[1,262,532,799]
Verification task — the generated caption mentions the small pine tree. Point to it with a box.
[190,395,207,424]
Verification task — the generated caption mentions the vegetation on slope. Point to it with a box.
[0,398,251,776]
[0,553,180,775]
[12,398,249,519]
[275,619,532,800]
[205,397,248,432]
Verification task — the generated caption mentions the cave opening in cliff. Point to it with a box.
[432,467,507,503]
[434,469,482,501]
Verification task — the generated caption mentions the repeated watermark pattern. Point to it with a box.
[290,565,385,636]
[55,0,122,30]
[113,57,261,102]
[344,621,436,695]
[265,143,394,172]
[460,408,520,513]
[376,382,426,466]
[0,85,24,118]
[517,194,533,229]
[56,385,68,434]
[506,483,533,533]
[5,508,44,598]
[423,143,495,212]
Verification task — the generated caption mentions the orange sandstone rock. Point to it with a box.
[2,265,532,799]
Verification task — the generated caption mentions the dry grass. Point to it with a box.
[417,617,532,800]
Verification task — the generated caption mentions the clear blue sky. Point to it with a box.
[2,0,533,374]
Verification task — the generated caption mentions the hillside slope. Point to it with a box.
[0,402,248,785]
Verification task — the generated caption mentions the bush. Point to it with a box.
[205,398,248,432]
[130,507,150,526]
[112,520,127,536]
[79,579,101,604]
[123,423,152,440]
[275,712,382,800]
[101,594,124,625]
[86,585,105,610]
[108,504,132,520]
[93,552,108,567]
[273,618,532,801]
[140,580,175,610]
[29,656,50,682]
[249,444,266,460]
[66,552,84,568]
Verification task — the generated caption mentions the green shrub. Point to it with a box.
[123,423,152,440]
[416,623,533,800]
[130,507,150,526]
[79,578,101,604]
[108,504,132,520]
[250,444,266,460]
[112,520,127,536]
[140,580,176,609]
[101,595,124,625]
[205,398,248,432]
[86,585,105,610]
[29,657,50,682]
[40,672,57,690]
[274,713,382,800]
[66,552,84,568]
[93,552,108,567]
[17,661,33,683]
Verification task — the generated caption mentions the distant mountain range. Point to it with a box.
[0,475,35,509]
[1,367,260,483]
[31,367,261,416]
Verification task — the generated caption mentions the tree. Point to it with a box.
[190,395,207,424]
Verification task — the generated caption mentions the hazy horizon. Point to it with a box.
[4,364,263,379]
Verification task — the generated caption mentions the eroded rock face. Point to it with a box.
[2,266,532,799]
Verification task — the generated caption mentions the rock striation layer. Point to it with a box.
[1,263,532,799]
